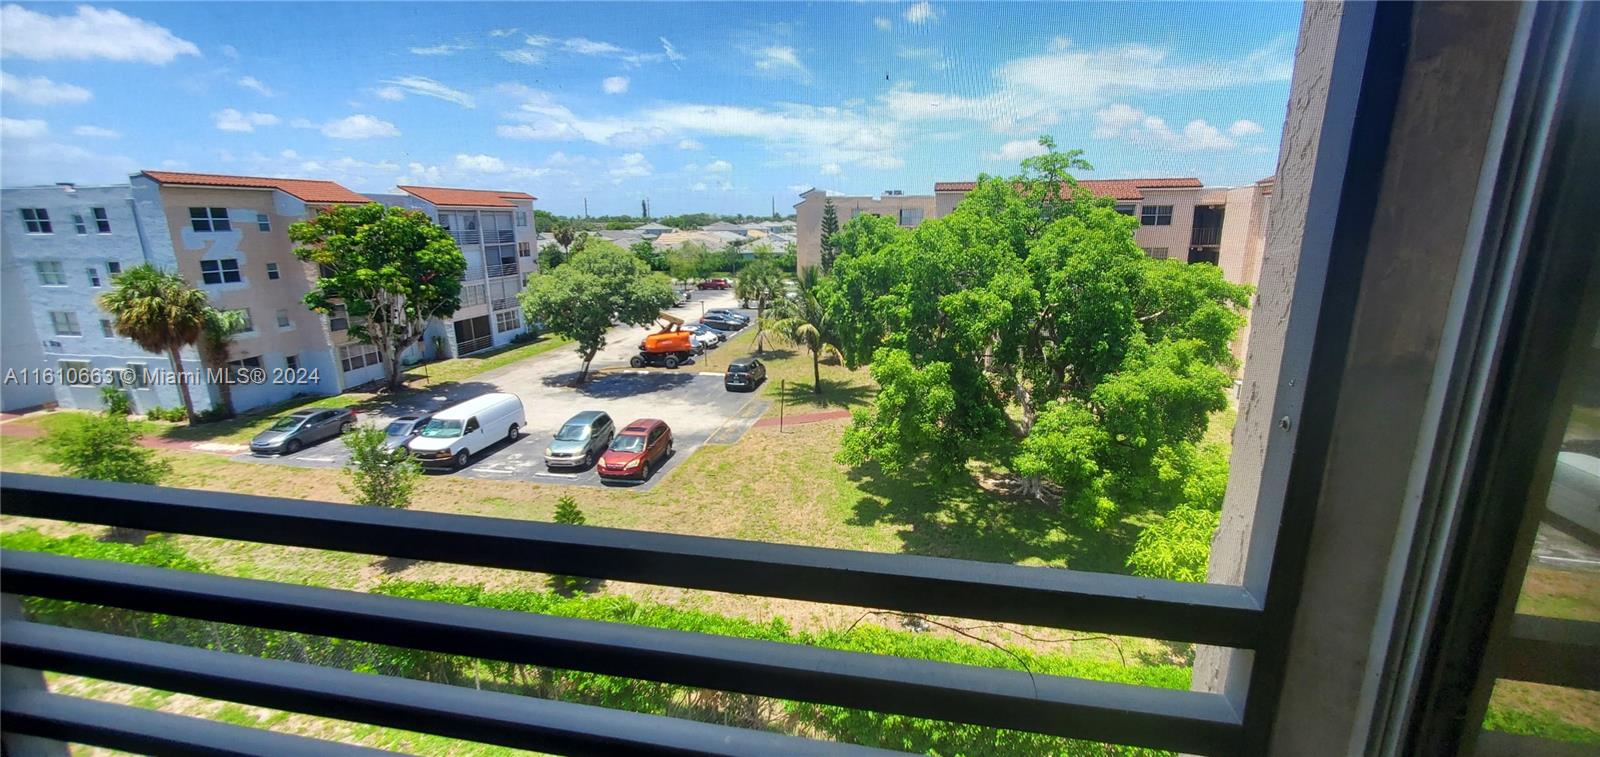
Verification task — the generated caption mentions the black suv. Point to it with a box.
[724,358,766,391]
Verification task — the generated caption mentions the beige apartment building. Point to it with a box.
[793,188,936,269]
[131,171,377,411]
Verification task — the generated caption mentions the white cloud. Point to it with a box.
[608,152,653,180]
[903,1,942,24]
[237,76,274,97]
[820,162,841,175]
[752,46,809,82]
[500,49,545,66]
[896,46,948,71]
[704,159,733,173]
[320,114,400,139]
[602,76,630,94]
[72,125,119,139]
[213,108,280,133]
[488,28,519,38]
[788,183,812,194]
[1092,104,1237,151]
[280,149,299,159]
[1228,119,1264,137]
[691,182,708,192]
[659,37,684,62]
[873,16,892,30]
[375,86,406,101]
[565,37,624,56]
[0,4,199,64]
[983,139,1048,162]
[1,137,137,185]
[411,42,471,56]
[220,44,240,60]
[676,138,702,150]
[0,72,91,105]
[1048,36,1072,52]
[883,37,1293,134]
[0,117,48,139]
[379,76,474,108]
[454,153,507,173]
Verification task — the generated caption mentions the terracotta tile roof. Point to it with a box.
[933,177,1204,201]
[138,171,370,204]
[397,185,538,207]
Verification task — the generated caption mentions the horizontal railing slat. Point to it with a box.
[0,474,1262,647]
[1,689,396,756]
[1497,613,1600,690]
[1,550,1244,755]
[2,620,890,757]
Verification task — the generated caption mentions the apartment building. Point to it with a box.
[0,184,191,413]
[379,186,538,356]
[793,188,935,269]
[131,170,376,410]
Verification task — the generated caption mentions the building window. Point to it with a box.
[328,304,349,332]
[229,308,253,333]
[189,207,231,233]
[1144,247,1170,260]
[284,354,299,371]
[123,362,147,389]
[276,309,291,329]
[199,258,242,285]
[35,261,66,286]
[86,267,101,287]
[518,241,532,257]
[339,343,381,373]
[256,213,271,232]
[49,311,81,336]
[57,360,92,385]
[20,208,52,233]
[266,263,280,280]
[1114,203,1137,216]
[495,309,522,333]
[106,261,122,277]
[72,213,88,234]
[93,207,110,233]
[1140,205,1173,226]
[100,319,115,338]
[899,207,924,226]
[517,211,529,227]
[226,355,263,381]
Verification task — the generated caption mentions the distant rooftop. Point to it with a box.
[138,170,370,204]
[933,177,1204,201]
[396,185,536,208]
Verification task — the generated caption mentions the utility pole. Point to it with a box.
[583,197,589,218]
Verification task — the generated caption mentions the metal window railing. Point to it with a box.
[3,473,1254,755]
[454,335,493,355]
[487,261,519,278]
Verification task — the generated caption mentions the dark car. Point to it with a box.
[381,415,431,452]
[250,408,357,455]
[597,419,673,481]
[544,410,615,469]
[700,313,745,332]
[705,308,751,326]
[724,358,767,391]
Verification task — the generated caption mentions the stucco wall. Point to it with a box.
[794,191,934,270]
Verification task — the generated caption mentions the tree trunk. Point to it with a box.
[1017,475,1045,499]
[211,349,236,419]
[577,348,595,384]
[812,349,822,395]
[168,345,197,424]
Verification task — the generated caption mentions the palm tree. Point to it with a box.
[99,265,210,423]
[552,221,576,252]
[765,265,839,395]
[199,307,250,418]
[736,253,785,353]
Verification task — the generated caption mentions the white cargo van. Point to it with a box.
[406,393,526,470]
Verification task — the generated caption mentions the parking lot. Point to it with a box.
[233,291,770,490]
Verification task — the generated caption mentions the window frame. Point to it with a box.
[72,213,88,235]
[199,258,242,285]
[86,267,101,288]
[106,261,122,277]
[35,261,66,286]
[20,208,52,234]
[93,207,111,234]
[256,213,271,232]
[189,207,232,233]
[48,311,81,337]
[265,262,280,280]
[1139,204,1173,226]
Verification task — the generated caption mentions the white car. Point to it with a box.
[690,329,721,350]
[407,392,525,471]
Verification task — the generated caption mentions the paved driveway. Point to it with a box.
[234,290,770,490]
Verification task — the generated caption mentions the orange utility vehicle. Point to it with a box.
[631,313,698,369]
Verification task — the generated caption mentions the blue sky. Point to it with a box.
[0,2,1301,216]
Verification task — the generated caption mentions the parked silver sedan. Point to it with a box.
[250,408,357,455]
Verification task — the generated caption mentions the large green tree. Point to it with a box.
[819,198,841,271]
[823,137,1250,524]
[99,265,210,423]
[519,242,676,383]
[289,203,466,392]
[630,239,667,271]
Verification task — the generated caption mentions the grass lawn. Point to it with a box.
[147,334,571,445]
[706,325,877,416]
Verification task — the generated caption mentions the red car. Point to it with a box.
[596,419,674,480]
[696,278,732,290]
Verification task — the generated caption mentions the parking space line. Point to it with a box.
[533,471,579,479]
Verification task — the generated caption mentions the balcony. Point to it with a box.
[448,229,481,246]
[1190,226,1223,247]
[491,296,518,312]
[487,261,519,278]
[455,334,493,355]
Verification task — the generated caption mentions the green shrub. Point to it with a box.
[342,426,420,508]
[41,413,169,486]
[144,406,187,422]
[100,386,132,416]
